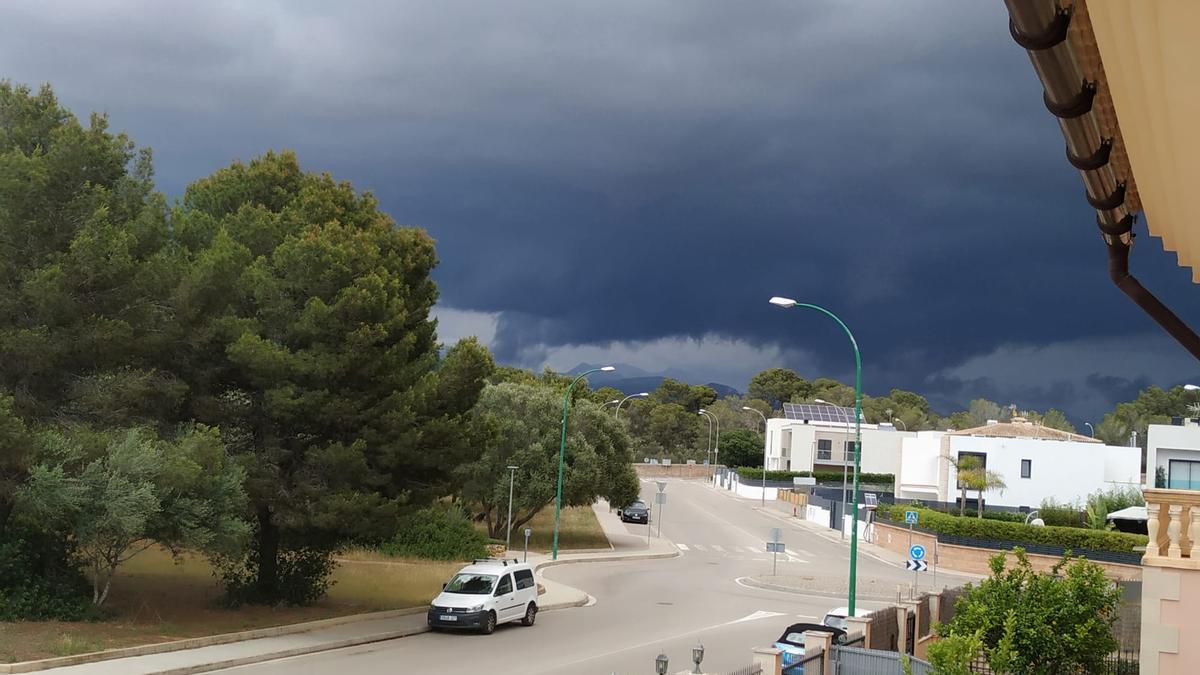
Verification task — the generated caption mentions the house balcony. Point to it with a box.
[1144,488,1200,569]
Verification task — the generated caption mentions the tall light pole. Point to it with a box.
[553,365,615,560]
[698,410,714,464]
[1084,421,1095,437]
[615,392,649,419]
[893,417,907,431]
[743,407,769,506]
[771,296,863,614]
[699,408,719,465]
[505,465,519,550]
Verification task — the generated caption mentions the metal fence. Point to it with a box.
[783,647,825,675]
[723,663,764,675]
[967,650,1139,674]
[832,646,933,675]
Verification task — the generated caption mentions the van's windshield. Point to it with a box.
[443,573,498,595]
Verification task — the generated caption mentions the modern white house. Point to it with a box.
[764,405,912,477]
[894,418,1140,510]
[1146,420,1200,490]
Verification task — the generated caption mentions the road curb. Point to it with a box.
[736,576,901,602]
[0,608,427,674]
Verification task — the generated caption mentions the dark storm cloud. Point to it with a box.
[3,0,1198,422]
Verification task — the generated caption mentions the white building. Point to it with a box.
[1147,420,1200,489]
[894,418,1140,510]
[764,416,911,477]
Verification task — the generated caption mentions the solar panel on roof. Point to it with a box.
[782,402,856,423]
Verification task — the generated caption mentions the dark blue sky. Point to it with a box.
[4,1,1198,422]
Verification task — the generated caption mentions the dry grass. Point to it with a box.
[517,505,609,552]
[0,547,460,664]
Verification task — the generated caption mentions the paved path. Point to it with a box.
[194,479,974,675]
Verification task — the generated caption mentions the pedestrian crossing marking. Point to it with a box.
[677,544,690,551]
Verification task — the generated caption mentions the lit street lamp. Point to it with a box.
[553,366,615,560]
[699,408,719,465]
[770,295,864,614]
[615,392,649,419]
[505,465,519,550]
[743,406,769,506]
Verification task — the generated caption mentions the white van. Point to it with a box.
[427,558,539,634]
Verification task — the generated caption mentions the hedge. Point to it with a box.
[877,505,1147,554]
[734,467,894,485]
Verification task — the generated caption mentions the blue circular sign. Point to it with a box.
[909,544,926,560]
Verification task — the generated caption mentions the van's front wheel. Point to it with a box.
[521,603,537,626]
[481,611,496,635]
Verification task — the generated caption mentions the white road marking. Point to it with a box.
[693,544,708,551]
[712,545,725,552]
[731,610,787,624]
[677,544,690,551]
[745,545,760,553]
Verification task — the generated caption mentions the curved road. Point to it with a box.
[215,480,972,674]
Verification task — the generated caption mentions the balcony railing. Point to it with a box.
[1144,488,1200,569]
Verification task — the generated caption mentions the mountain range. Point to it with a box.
[566,363,741,399]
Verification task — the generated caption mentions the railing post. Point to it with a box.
[1191,506,1200,559]
[1146,499,1161,557]
[751,646,782,675]
[804,630,833,674]
[1168,504,1184,558]
[846,615,872,649]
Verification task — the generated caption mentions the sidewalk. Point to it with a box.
[20,503,678,675]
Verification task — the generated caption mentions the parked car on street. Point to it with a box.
[773,623,847,669]
[427,558,539,634]
[821,606,872,631]
[618,499,651,524]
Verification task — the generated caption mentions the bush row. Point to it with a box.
[877,505,1147,554]
[734,467,894,485]
[380,504,489,560]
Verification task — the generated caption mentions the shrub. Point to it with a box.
[734,467,894,485]
[0,528,97,621]
[1037,498,1084,528]
[215,540,337,608]
[878,505,1146,554]
[381,504,489,561]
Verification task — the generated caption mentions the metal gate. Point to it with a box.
[832,646,933,675]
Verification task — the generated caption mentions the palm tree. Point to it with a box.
[954,455,1007,518]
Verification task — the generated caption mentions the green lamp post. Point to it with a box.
[552,365,615,560]
[770,296,863,614]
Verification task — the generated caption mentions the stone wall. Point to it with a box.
[873,521,1142,581]
[633,463,714,479]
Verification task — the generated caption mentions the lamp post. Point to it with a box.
[553,365,615,560]
[699,408,720,465]
[615,392,649,419]
[603,399,621,408]
[698,410,714,464]
[1084,421,1095,437]
[505,465,519,550]
[743,406,769,506]
[893,417,907,431]
[771,296,863,614]
[655,653,669,675]
[691,642,705,674]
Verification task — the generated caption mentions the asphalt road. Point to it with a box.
[215,480,973,675]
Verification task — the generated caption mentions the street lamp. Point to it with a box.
[743,406,769,506]
[615,392,649,419]
[893,417,907,431]
[691,642,705,674]
[699,408,719,465]
[770,295,864,615]
[698,410,714,464]
[553,365,615,560]
[655,653,669,675]
[505,465,519,550]
[1084,421,1095,437]
[603,399,621,407]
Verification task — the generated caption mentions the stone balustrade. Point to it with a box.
[1144,488,1200,569]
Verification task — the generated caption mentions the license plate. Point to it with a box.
[440,614,457,621]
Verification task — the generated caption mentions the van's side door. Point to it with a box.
[493,573,519,621]
[513,569,536,606]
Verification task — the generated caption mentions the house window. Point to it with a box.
[1020,459,1031,479]
[1168,459,1200,490]
[817,439,832,460]
[844,440,855,462]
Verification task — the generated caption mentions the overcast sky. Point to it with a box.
[4,0,1198,422]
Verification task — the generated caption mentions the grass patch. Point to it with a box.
[0,547,460,664]
[514,505,609,552]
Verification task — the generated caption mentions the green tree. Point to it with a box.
[458,383,638,538]
[747,368,810,409]
[718,429,765,468]
[1037,408,1075,433]
[17,427,248,605]
[937,549,1121,674]
[967,399,1009,428]
[652,378,717,412]
[169,151,491,603]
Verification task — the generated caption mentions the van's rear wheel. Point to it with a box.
[521,603,537,626]
[481,611,496,635]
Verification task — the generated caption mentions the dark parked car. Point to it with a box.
[773,623,847,668]
[618,500,651,524]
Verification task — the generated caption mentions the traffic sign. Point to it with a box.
[655,492,667,505]
[906,560,928,572]
[769,527,782,543]
[766,542,785,553]
[904,510,919,525]
[909,544,926,560]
